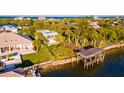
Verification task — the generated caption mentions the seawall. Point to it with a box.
[23,43,124,73]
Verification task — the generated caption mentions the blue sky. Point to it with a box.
[0,0,124,15]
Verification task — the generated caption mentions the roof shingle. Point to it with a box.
[0,32,32,47]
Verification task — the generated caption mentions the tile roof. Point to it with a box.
[0,32,32,47]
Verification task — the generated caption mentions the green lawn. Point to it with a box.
[17,46,54,67]
[17,44,74,68]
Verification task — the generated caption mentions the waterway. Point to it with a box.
[42,48,124,77]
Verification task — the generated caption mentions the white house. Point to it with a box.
[0,25,18,33]
[37,30,58,45]
[0,31,34,55]
[0,31,36,72]
[14,16,24,21]
[38,16,46,20]
[89,21,100,29]
[0,31,35,68]
[93,16,98,20]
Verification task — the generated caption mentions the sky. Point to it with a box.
[0,0,124,15]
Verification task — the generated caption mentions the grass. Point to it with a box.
[19,44,74,68]
[19,46,54,67]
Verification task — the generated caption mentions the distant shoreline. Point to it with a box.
[0,15,124,19]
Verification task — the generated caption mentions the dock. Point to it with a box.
[77,48,105,69]
[23,48,105,76]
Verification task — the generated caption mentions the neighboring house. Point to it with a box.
[0,24,19,33]
[0,31,34,55]
[47,18,57,21]
[112,21,118,26]
[93,16,99,20]
[37,30,58,45]
[17,26,22,29]
[38,16,46,21]
[14,16,24,21]
[22,26,29,29]
[112,21,118,24]
[120,18,124,23]
[89,21,100,29]
[14,17,31,21]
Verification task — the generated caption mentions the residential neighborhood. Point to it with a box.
[0,16,124,77]
[1,1,124,93]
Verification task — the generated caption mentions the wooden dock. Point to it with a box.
[77,48,105,69]
[23,48,105,76]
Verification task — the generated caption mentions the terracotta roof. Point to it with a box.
[0,32,32,47]
[0,71,24,77]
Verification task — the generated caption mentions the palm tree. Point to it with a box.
[33,32,47,53]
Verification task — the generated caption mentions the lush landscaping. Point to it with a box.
[1,17,124,67]
[48,44,74,60]
[18,44,74,67]
[20,45,53,67]
[1,17,124,48]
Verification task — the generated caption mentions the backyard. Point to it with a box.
[18,44,74,67]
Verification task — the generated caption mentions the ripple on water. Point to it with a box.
[41,48,124,77]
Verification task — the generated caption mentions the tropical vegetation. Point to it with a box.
[1,17,124,66]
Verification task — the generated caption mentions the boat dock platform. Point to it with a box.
[77,48,105,69]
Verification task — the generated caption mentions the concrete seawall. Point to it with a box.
[104,44,124,51]
[23,57,80,72]
[23,43,124,73]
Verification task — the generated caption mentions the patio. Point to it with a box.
[0,53,22,65]
[0,32,34,56]
[0,48,35,56]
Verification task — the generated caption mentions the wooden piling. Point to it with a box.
[77,48,105,69]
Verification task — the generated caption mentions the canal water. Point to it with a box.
[42,48,124,77]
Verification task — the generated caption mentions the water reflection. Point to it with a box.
[41,48,124,77]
